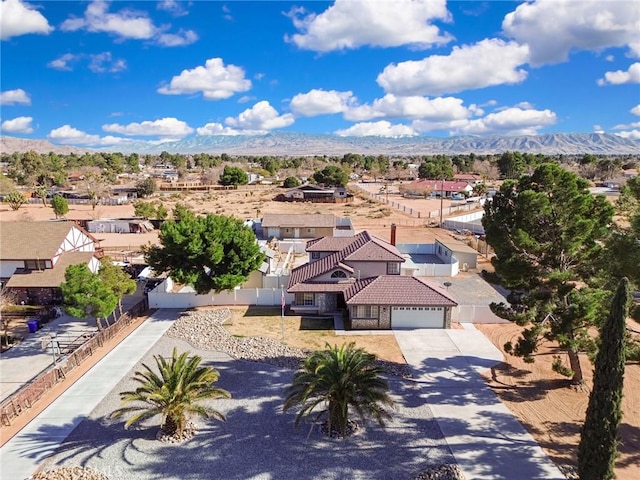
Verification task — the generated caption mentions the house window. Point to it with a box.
[295,293,314,306]
[331,270,347,278]
[307,228,315,234]
[311,252,321,259]
[387,262,400,275]
[24,260,49,270]
[356,305,378,318]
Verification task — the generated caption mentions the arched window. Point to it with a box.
[331,270,347,278]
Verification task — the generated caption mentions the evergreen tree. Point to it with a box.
[144,212,263,294]
[219,165,248,186]
[578,278,629,480]
[50,194,69,219]
[483,163,614,384]
[61,264,118,330]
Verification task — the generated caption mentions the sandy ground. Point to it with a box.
[0,184,467,250]
[3,185,637,477]
[476,323,640,480]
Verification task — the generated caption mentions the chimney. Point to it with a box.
[390,223,397,246]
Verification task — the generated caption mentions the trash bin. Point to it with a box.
[27,320,39,333]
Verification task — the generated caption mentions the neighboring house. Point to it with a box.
[261,214,354,240]
[0,221,102,305]
[86,218,154,234]
[242,245,277,288]
[287,231,457,329]
[406,179,474,197]
[247,172,264,184]
[453,173,484,185]
[278,184,353,203]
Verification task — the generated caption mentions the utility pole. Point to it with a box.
[439,178,444,227]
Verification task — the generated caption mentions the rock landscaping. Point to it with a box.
[413,464,466,480]
[31,466,110,480]
[167,308,412,377]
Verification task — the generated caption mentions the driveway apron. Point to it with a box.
[394,325,566,480]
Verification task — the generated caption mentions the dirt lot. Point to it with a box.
[477,323,640,480]
[224,306,405,364]
[0,184,465,249]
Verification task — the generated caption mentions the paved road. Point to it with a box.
[394,324,566,480]
[0,309,180,480]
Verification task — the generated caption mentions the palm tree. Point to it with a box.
[111,348,230,438]
[283,342,394,437]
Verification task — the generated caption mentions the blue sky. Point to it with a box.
[1,0,639,148]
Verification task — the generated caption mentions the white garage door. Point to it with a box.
[392,306,444,329]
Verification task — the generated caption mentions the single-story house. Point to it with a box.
[86,218,154,234]
[404,179,474,197]
[278,184,352,202]
[261,214,354,240]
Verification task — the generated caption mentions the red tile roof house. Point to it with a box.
[287,231,457,329]
[0,221,102,305]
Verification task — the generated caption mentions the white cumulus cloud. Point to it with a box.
[1,116,33,133]
[225,101,295,131]
[615,130,640,140]
[597,62,640,86]
[377,39,529,96]
[335,121,417,137]
[60,0,196,46]
[157,0,188,17]
[48,125,101,145]
[48,124,134,146]
[286,0,451,52]
[344,94,478,123]
[0,88,31,105]
[102,117,193,137]
[0,0,53,40]
[47,53,79,71]
[453,107,557,136]
[156,29,198,47]
[158,58,251,100]
[289,89,356,116]
[631,105,640,116]
[196,123,246,136]
[503,0,640,66]
[61,0,156,39]
[88,52,126,73]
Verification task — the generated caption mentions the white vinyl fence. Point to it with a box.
[148,278,295,309]
[451,305,509,323]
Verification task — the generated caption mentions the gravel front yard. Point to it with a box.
[34,326,458,480]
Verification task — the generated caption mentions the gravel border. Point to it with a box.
[35,309,461,480]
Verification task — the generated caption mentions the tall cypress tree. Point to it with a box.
[577,277,629,480]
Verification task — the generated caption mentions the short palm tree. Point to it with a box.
[283,342,394,437]
[111,348,230,437]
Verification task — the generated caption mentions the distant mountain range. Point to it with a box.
[2,132,639,156]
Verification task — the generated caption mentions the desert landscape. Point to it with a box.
[1,184,638,478]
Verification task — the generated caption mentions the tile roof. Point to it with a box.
[288,231,402,289]
[0,221,81,260]
[343,235,405,262]
[288,282,354,293]
[344,275,457,306]
[261,213,335,228]
[5,252,97,288]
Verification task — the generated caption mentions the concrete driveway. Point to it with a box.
[394,324,565,480]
